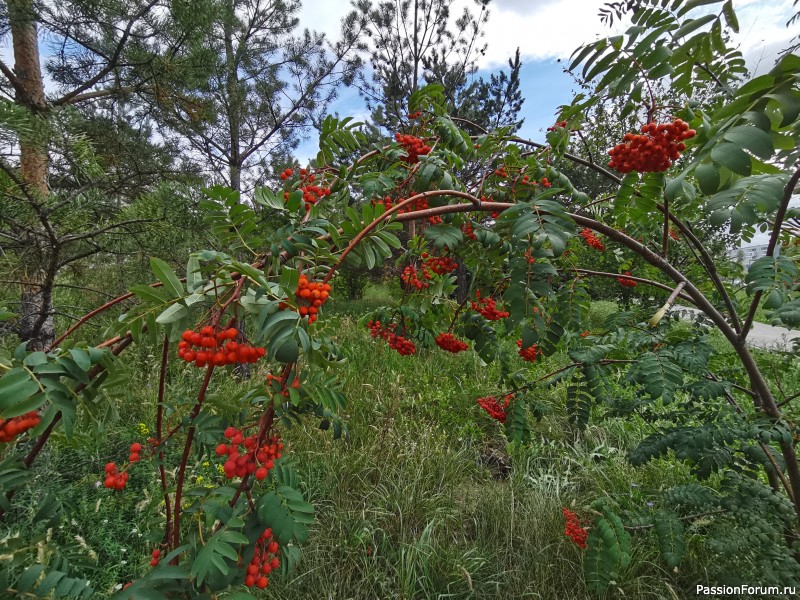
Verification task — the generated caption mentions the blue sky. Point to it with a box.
[294,0,798,162]
[296,58,574,161]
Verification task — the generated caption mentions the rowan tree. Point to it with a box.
[0,1,798,598]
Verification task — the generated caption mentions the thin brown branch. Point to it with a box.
[741,163,800,341]
[623,510,725,531]
[567,268,695,305]
[172,366,215,551]
[0,57,23,93]
[156,335,172,545]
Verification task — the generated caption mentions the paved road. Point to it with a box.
[674,306,799,351]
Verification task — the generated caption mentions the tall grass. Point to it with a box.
[3,289,753,598]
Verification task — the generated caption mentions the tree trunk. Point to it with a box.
[455,258,469,303]
[223,0,241,193]
[17,272,55,351]
[223,0,250,379]
[9,0,48,167]
[9,0,55,350]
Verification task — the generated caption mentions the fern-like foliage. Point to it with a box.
[2,564,94,599]
[584,500,632,595]
[566,367,593,430]
[652,510,685,569]
[504,394,532,444]
[627,351,684,404]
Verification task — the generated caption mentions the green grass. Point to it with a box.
[3,291,790,598]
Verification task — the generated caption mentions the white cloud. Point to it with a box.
[298,0,798,72]
[474,0,621,67]
[733,0,797,70]
[297,0,351,42]
[296,0,623,68]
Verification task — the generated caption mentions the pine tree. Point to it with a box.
[0,0,209,349]
[351,0,490,130]
[450,47,525,134]
[156,0,363,194]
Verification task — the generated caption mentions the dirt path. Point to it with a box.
[675,306,799,350]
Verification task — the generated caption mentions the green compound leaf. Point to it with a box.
[653,510,686,569]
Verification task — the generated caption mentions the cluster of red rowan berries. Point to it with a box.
[103,442,143,490]
[471,291,510,321]
[580,228,605,251]
[372,195,441,224]
[562,508,588,549]
[617,271,637,287]
[129,442,143,463]
[0,411,40,443]
[149,549,161,568]
[372,195,397,211]
[513,174,550,189]
[608,118,696,173]
[493,166,508,177]
[281,168,332,211]
[400,198,442,225]
[462,221,477,240]
[669,228,680,241]
[367,321,416,355]
[422,252,458,275]
[401,252,458,291]
[266,373,300,398]
[404,196,442,224]
[295,274,330,324]
[178,327,265,367]
[104,462,129,490]
[516,340,542,362]
[299,170,331,211]
[216,427,283,481]
[547,120,569,131]
[401,265,429,290]
[406,111,423,119]
[245,528,281,589]
[524,248,536,264]
[435,332,469,353]
[387,334,416,355]
[477,393,514,423]
[396,132,431,164]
